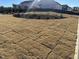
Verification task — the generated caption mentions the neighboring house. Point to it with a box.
[62,5,72,11]
[73,7,79,11]
[13,4,20,9]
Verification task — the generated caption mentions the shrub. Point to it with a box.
[13,13,21,17]
[60,14,63,18]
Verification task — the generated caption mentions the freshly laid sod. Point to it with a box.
[0,13,78,59]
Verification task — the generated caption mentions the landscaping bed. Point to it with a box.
[13,12,65,19]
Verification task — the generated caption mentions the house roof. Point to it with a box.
[62,5,72,9]
[20,0,34,4]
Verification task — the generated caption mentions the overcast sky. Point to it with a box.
[0,0,79,7]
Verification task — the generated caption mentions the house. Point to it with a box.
[13,0,34,9]
[13,0,73,12]
[73,7,79,11]
[62,5,72,11]
[13,4,20,9]
[19,0,34,9]
[13,0,62,10]
[32,0,62,10]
